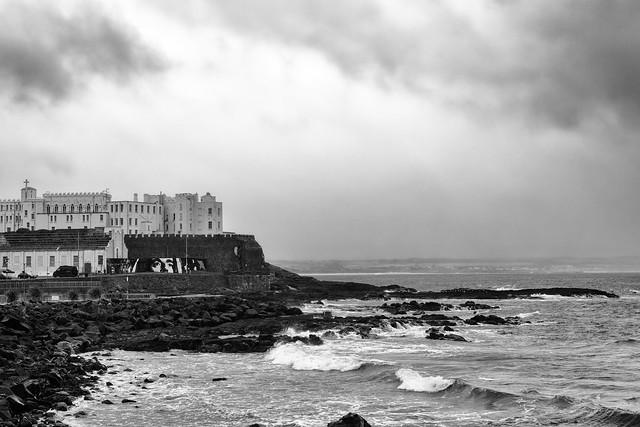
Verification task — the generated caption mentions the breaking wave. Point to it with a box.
[265,342,365,372]
[395,368,453,392]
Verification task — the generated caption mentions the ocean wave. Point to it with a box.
[370,320,428,338]
[565,406,640,426]
[265,342,365,372]
[395,368,453,393]
[516,310,541,318]
[494,286,521,291]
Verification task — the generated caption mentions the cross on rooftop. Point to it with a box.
[23,179,29,188]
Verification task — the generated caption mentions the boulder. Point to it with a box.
[465,315,507,325]
[327,412,372,427]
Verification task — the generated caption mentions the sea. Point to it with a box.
[65,271,640,426]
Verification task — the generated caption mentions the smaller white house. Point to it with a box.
[0,228,111,276]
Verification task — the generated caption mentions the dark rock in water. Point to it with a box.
[53,401,68,411]
[465,314,507,325]
[122,399,137,403]
[425,327,468,342]
[211,377,227,382]
[460,301,499,310]
[101,400,114,405]
[327,412,372,427]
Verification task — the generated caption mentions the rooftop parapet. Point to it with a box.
[43,192,110,197]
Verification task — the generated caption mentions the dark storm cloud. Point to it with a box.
[0,2,166,104]
[197,0,640,128]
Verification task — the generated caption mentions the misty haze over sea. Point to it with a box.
[273,257,640,275]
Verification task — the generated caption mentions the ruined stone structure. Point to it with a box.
[124,234,267,273]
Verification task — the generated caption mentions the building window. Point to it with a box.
[173,213,176,221]
[87,204,91,212]
[208,208,212,215]
[26,256,31,267]
[218,221,221,229]
[180,204,183,211]
[153,206,156,214]
[62,204,66,213]
[135,205,138,213]
[70,205,75,213]
[100,214,103,221]
[54,205,58,213]
[110,219,113,226]
[49,256,55,267]
[51,227,55,230]
[2,257,7,268]
[146,206,149,213]
[208,221,213,229]
[180,223,182,230]
[120,203,123,211]
[129,204,132,212]
[135,218,138,225]
[120,218,123,226]
[95,204,99,212]
[110,205,113,213]
[73,255,79,267]
[47,205,50,214]
[79,204,83,212]
[129,218,132,226]
[98,255,103,265]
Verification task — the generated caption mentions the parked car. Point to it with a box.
[52,265,79,278]
[17,271,35,279]
[0,268,17,279]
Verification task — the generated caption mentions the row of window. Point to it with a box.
[49,215,104,222]
[46,204,101,214]
[2,255,104,268]
[111,204,161,214]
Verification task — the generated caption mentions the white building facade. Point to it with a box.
[0,181,223,240]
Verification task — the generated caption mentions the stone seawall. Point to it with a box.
[101,273,272,295]
[0,272,272,301]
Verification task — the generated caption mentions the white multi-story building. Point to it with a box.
[0,181,224,241]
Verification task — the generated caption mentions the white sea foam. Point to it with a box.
[265,342,364,371]
[370,321,428,338]
[495,286,521,291]
[517,311,541,318]
[395,368,453,392]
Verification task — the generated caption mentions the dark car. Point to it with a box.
[17,271,33,279]
[52,265,79,278]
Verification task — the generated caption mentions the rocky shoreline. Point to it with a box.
[0,274,619,426]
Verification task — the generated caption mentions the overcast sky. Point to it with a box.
[1,0,640,260]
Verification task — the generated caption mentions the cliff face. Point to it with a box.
[124,234,267,273]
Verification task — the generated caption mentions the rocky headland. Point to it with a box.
[0,268,620,426]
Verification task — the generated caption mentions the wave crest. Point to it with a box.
[265,342,364,372]
[395,368,453,393]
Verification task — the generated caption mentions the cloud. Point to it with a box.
[187,0,640,129]
[0,1,166,104]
